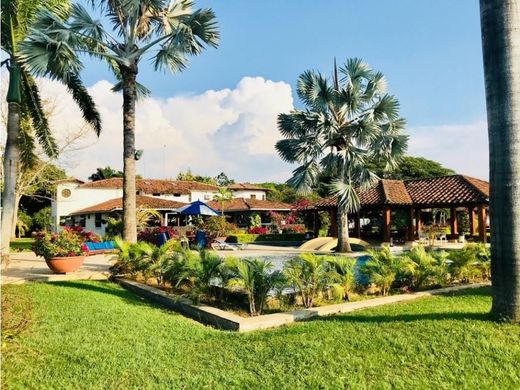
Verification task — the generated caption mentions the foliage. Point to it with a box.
[88,167,123,181]
[227,258,285,316]
[16,210,32,238]
[213,187,233,215]
[249,213,262,228]
[105,217,123,240]
[32,206,52,232]
[258,182,320,204]
[283,254,330,308]
[111,238,148,276]
[247,226,268,234]
[226,233,307,244]
[33,229,87,260]
[137,226,177,246]
[214,172,234,187]
[365,156,455,180]
[176,169,217,185]
[326,256,357,301]
[138,240,179,286]
[200,216,238,237]
[362,247,407,295]
[136,208,161,230]
[63,225,100,243]
[448,244,490,283]
[9,238,34,252]
[401,246,446,290]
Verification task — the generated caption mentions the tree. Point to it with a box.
[214,172,234,187]
[276,59,408,252]
[88,167,124,181]
[22,0,220,243]
[1,0,101,264]
[366,156,455,180]
[177,169,216,185]
[480,0,520,321]
[213,187,232,216]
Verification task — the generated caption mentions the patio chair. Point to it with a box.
[417,234,429,246]
[211,239,248,251]
[435,234,447,244]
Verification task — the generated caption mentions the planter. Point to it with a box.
[45,255,85,274]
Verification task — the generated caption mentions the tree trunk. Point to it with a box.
[11,195,21,239]
[337,204,352,253]
[1,102,21,266]
[121,66,138,243]
[480,0,520,321]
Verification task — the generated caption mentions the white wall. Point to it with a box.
[231,190,267,200]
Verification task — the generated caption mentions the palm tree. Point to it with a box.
[326,255,357,300]
[480,0,520,321]
[88,166,124,181]
[213,187,233,216]
[276,59,408,252]
[362,247,405,296]
[1,0,101,264]
[21,0,220,243]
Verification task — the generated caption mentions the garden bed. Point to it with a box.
[115,277,489,332]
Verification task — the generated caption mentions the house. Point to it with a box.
[51,178,275,236]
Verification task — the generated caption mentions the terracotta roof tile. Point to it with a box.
[207,198,292,212]
[228,183,270,191]
[79,178,218,194]
[71,196,187,215]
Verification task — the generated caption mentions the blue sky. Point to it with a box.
[79,0,485,128]
[37,0,488,181]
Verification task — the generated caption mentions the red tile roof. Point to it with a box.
[79,178,218,194]
[71,196,187,215]
[310,175,489,209]
[227,183,270,191]
[207,198,292,212]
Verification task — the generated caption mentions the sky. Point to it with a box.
[18,0,489,182]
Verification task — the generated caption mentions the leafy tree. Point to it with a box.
[213,187,233,216]
[214,172,234,187]
[32,206,52,232]
[276,59,408,252]
[1,0,101,263]
[177,169,217,185]
[23,0,219,243]
[366,156,455,180]
[88,167,124,181]
[258,182,320,204]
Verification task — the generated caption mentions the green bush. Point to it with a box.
[362,247,408,296]
[226,233,306,244]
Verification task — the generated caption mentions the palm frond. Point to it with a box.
[286,161,321,194]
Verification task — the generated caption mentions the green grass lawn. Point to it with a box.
[9,238,34,252]
[2,281,519,389]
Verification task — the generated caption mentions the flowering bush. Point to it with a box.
[138,226,177,245]
[282,224,306,233]
[64,226,101,243]
[33,229,88,260]
[247,226,268,234]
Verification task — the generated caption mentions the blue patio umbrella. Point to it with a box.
[177,200,219,216]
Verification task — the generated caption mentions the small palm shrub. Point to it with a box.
[138,240,179,287]
[227,258,285,316]
[473,243,491,280]
[326,256,357,301]
[283,254,329,308]
[447,245,481,283]
[362,247,406,296]
[402,247,445,290]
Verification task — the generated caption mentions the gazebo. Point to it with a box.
[309,175,490,243]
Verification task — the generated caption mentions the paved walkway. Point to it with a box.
[1,252,113,284]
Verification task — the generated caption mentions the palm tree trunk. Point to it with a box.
[480,0,520,321]
[1,101,21,266]
[337,204,352,253]
[122,66,138,243]
[11,195,21,239]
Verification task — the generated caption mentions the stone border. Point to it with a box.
[115,278,490,332]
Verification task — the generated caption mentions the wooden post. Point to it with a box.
[450,207,458,238]
[407,207,415,242]
[415,209,421,235]
[313,210,320,237]
[383,207,391,243]
[329,209,338,238]
[468,207,476,236]
[477,204,487,243]
[354,212,361,238]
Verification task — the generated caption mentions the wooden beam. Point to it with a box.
[450,207,458,238]
[407,207,415,242]
[330,209,338,238]
[468,207,476,235]
[313,210,320,237]
[415,209,421,235]
[477,204,487,243]
[383,207,391,243]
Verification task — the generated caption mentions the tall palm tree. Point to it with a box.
[1,0,101,264]
[276,59,408,252]
[213,187,232,216]
[21,0,220,243]
[480,0,520,321]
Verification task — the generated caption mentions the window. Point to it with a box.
[250,194,256,200]
[95,214,102,228]
[61,188,71,198]
[152,193,160,196]
[262,195,266,200]
[173,193,181,197]
[80,216,86,228]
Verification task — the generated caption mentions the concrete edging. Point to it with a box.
[115,278,490,332]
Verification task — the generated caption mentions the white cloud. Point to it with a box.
[407,121,489,180]
[33,76,295,182]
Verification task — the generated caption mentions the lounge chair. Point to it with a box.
[211,239,248,251]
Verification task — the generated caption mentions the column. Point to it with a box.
[450,207,458,238]
[477,204,487,243]
[468,207,476,236]
[415,209,421,235]
[354,212,361,238]
[383,207,391,243]
[329,209,338,238]
[407,207,415,242]
[313,210,320,237]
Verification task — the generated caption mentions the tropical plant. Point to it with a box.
[227,258,284,316]
[111,237,147,276]
[138,240,178,286]
[447,246,481,284]
[275,59,408,252]
[283,253,329,308]
[401,246,442,290]
[480,0,520,321]
[1,0,101,263]
[213,187,233,216]
[362,247,405,296]
[136,208,162,230]
[21,0,220,243]
[473,243,491,280]
[33,229,88,260]
[32,207,52,232]
[88,166,124,181]
[326,256,357,301]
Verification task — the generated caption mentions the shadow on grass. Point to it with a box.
[47,280,153,308]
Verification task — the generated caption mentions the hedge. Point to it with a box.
[226,233,307,244]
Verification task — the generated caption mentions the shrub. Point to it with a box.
[227,258,285,316]
[227,233,307,244]
[326,256,357,301]
[33,230,88,260]
[64,226,101,243]
[247,226,268,234]
[401,247,444,290]
[111,238,148,276]
[447,244,487,283]
[362,247,406,296]
[283,254,329,308]
[137,226,177,245]
[282,224,306,233]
